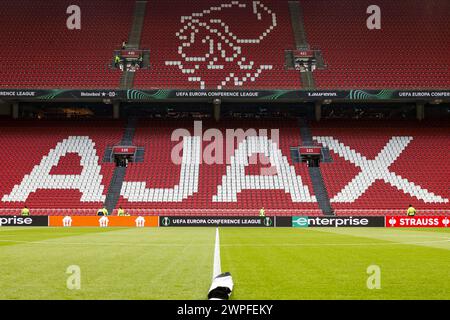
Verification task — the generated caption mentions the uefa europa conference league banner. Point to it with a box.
[1,215,448,228]
[159,216,274,227]
[1,89,450,101]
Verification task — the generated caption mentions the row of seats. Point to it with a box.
[0,119,448,215]
[334,209,450,216]
[1,207,448,217]
[1,0,448,89]
[134,0,301,90]
[0,120,124,209]
[1,207,448,216]
[300,0,450,89]
[117,119,319,211]
[0,0,134,88]
[310,120,450,213]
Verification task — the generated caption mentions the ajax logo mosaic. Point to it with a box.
[166,1,277,90]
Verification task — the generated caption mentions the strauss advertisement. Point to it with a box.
[386,216,449,228]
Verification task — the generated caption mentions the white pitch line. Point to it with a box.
[213,227,222,280]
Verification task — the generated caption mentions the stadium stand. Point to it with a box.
[132,0,302,89]
[0,119,448,216]
[116,119,320,216]
[310,120,450,215]
[300,0,450,89]
[0,0,134,88]
[333,209,450,217]
[1,0,448,90]
[0,120,124,212]
[0,0,448,218]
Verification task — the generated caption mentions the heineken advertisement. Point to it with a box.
[159,216,274,227]
[0,89,449,102]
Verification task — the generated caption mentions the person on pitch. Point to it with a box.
[259,207,265,217]
[406,204,416,217]
[117,206,129,216]
[21,206,30,216]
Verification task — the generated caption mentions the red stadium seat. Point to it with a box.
[0,119,448,217]
[0,1,448,90]
[0,120,124,214]
[310,120,450,215]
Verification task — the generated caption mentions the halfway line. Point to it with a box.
[213,227,221,280]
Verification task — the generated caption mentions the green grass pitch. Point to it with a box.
[0,227,448,300]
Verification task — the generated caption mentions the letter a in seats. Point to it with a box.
[2,136,106,202]
[213,136,316,202]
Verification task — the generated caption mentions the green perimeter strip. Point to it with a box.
[0,227,128,247]
[218,227,449,248]
[312,227,450,251]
